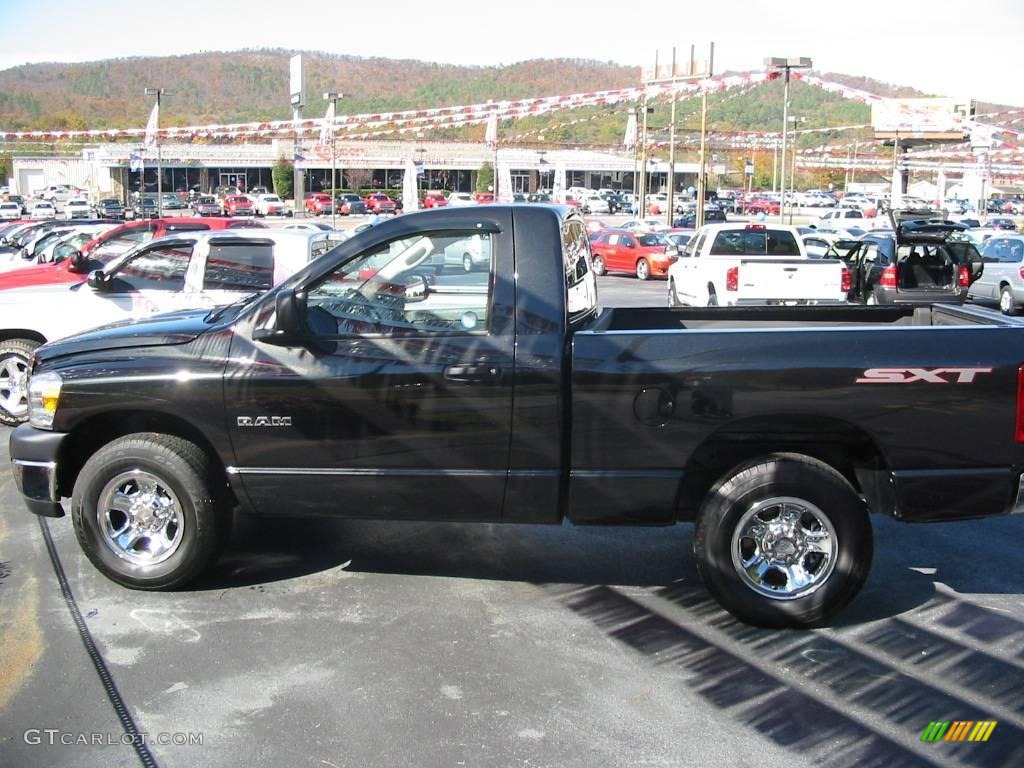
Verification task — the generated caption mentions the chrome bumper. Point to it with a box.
[12,459,59,503]
[1013,473,1024,515]
[9,425,68,517]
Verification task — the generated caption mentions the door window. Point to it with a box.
[107,242,195,291]
[302,231,493,335]
[92,229,154,261]
[203,242,275,291]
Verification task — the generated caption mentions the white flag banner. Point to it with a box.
[497,161,514,203]
[485,112,498,147]
[143,102,159,148]
[319,100,335,147]
[552,162,567,204]
[403,157,420,212]
[890,166,904,210]
[623,113,638,149]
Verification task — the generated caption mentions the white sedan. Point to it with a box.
[29,201,57,220]
[446,193,477,207]
[64,198,92,219]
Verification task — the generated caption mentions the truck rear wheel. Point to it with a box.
[693,453,872,628]
[71,433,232,590]
[0,338,41,426]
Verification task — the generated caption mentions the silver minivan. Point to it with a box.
[969,235,1024,315]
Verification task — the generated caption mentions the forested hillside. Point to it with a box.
[0,50,1007,146]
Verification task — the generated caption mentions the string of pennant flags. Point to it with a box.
[1,70,1020,167]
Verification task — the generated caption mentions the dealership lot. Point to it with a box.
[3,204,1024,768]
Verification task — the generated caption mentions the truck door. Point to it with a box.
[224,221,515,522]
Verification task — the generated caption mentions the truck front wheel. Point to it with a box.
[71,433,232,590]
[0,338,41,426]
[693,453,872,628]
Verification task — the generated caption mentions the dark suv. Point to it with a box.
[836,212,983,305]
[672,206,726,229]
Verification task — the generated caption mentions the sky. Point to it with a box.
[0,0,1021,109]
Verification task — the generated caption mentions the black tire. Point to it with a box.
[71,433,232,590]
[999,285,1019,316]
[592,255,607,276]
[463,253,473,273]
[706,288,719,307]
[693,453,873,628]
[0,338,41,426]
[668,279,680,307]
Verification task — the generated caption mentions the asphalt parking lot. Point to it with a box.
[3,207,1024,768]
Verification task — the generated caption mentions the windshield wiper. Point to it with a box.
[205,292,262,323]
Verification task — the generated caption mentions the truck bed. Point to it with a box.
[591,303,1014,331]
[569,302,1024,526]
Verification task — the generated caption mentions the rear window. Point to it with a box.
[709,228,800,256]
[563,218,598,325]
[636,233,666,247]
[203,242,275,291]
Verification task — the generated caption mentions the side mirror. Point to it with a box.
[68,250,87,272]
[253,288,304,345]
[87,270,107,289]
[403,274,431,304]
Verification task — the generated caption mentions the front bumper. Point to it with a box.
[9,425,69,517]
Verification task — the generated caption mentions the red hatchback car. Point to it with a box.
[589,228,673,280]
[0,217,266,291]
[364,193,397,214]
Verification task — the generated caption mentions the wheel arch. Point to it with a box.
[56,409,236,507]
[674,414,894,522]
[0,329,48,346]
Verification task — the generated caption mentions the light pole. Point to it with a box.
[765,57,811,223]
[144,87,166,217]
[323,92,342,229]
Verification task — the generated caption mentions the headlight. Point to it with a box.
[28,371,62,430]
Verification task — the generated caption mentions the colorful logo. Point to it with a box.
[921,721,997,742]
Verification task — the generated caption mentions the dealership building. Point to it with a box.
[9,140,722,201]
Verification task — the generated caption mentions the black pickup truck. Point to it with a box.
[10,205,1024,628]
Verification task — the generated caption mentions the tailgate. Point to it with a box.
[737,258,845,301]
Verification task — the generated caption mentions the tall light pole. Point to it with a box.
[323,92,342,229]
[765,57,811,223]
[144,87,166,217]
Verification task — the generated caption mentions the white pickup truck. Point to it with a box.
[0,229,342,425]
[666,222,849,307]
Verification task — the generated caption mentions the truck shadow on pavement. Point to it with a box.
[201,512,1024,768]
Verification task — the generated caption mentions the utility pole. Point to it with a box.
[642,42,715,225]
[695,42,714,229]
[765,57,812,224]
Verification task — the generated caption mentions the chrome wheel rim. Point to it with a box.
[637,260,649,279]
[594,256,605,275]
[730,496,838,601]
[0,354,29,418]
[97,470,185,567]
[1000,289,1013,313]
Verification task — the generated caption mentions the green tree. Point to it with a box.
[476,162,494,193]
[272,155,294,201]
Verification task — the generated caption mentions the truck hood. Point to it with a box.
[34,308,213,364]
